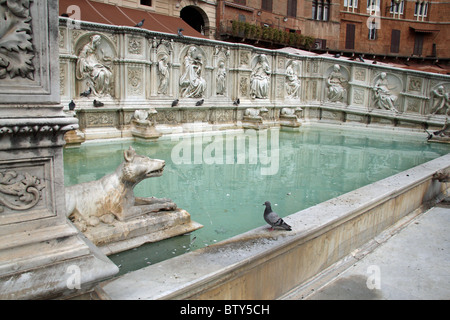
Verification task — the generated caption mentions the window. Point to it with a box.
[368,21,377,40]
[415,1,428,21]
[390,29,401,53]
[140,0,152,6]
[344,0,358,12]
[261,0,273,12]
[367,0,380,15]
[390,0,404,15]
[287,0,297,17]
[345,24,355,49]
[312,0,330,21]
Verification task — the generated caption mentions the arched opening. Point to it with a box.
[180,6,206,35]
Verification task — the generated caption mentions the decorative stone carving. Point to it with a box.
[0,170,45,213]
[0,0,35,80]
[372,72,400,113]
[131,109,162,140]
[65,147,202,252]
[285,60,301,100]
[157,54,170,95]
[353,88,365,105]
[216,61,227,95]
[243,107,268,129]
[250,54,271,99]
[128,66,143,96]
[430,85,450,116]
[326,64,348,103]
[354,68,366,82]
[128,37,142,55]
[66,146,175,226]
[280,107,302,128]
[179,46,206,98]
[240,51,249,66]
[239,76,248,97]
[408,77,422,92]
[76,34,113,97]
[244,107,268,119]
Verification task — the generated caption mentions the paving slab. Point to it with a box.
[307,203,450,300]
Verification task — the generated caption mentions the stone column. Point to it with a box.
[0,0,118,299]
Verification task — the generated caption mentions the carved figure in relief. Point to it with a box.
[250,54,271,99]
[372,72,399,113]
[281,107,302,119]
[285,61,301,99]
[326,64,347,102]
[158,54,170,94]
[244,107,268,119]
[76,34,113,97]
[65,147,176,231]
[179,46,206,98]
[216,61,227,95]
[431,85,450,116]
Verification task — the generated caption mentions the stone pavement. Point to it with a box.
[303,202,450,300]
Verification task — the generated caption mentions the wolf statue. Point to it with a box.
[66,146,176,232]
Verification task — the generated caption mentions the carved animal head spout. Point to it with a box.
[122,147,165,184]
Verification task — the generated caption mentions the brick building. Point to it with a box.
[59,0,217,38]
[216,0,449,59]
[339,0,450,59]
[216,0,340,50]
[60,0,449,60]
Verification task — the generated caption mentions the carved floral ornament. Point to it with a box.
[0,170,45,213]
[0,0,35,80]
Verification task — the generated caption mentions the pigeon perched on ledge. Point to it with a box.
[80,87,92,97]
[263,201,292,231]
[68,100,76,111]
[195,99,204,106]
[134,19,145,28]
[93,99,104,107]
[171,99,179,107]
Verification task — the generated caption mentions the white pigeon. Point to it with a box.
[263,201,292,231]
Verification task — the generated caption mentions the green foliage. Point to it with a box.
[230,20,314,49]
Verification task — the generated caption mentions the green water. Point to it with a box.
[63,127,450,275]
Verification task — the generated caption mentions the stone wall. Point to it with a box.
[0,1,118,299]
[59,18,450,141]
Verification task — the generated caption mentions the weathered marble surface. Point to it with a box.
[0,1,118,299]
[58,19,450,142]
[65,147,202,254]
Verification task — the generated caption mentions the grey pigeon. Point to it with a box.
[171,99,179,107]
[233,98,240,106]
[263,201,292,231]
[177,28,184,37]
[134,19,145,28]
[68,100,76,110]
[93,99,104,107]
[80,87,92,97]
[195,99,204,106]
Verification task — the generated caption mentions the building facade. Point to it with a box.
[64,0,218,38]
[65,1,449,59]
[216,0,340,50]
[216,0,449,59]
[339,0,449,58]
